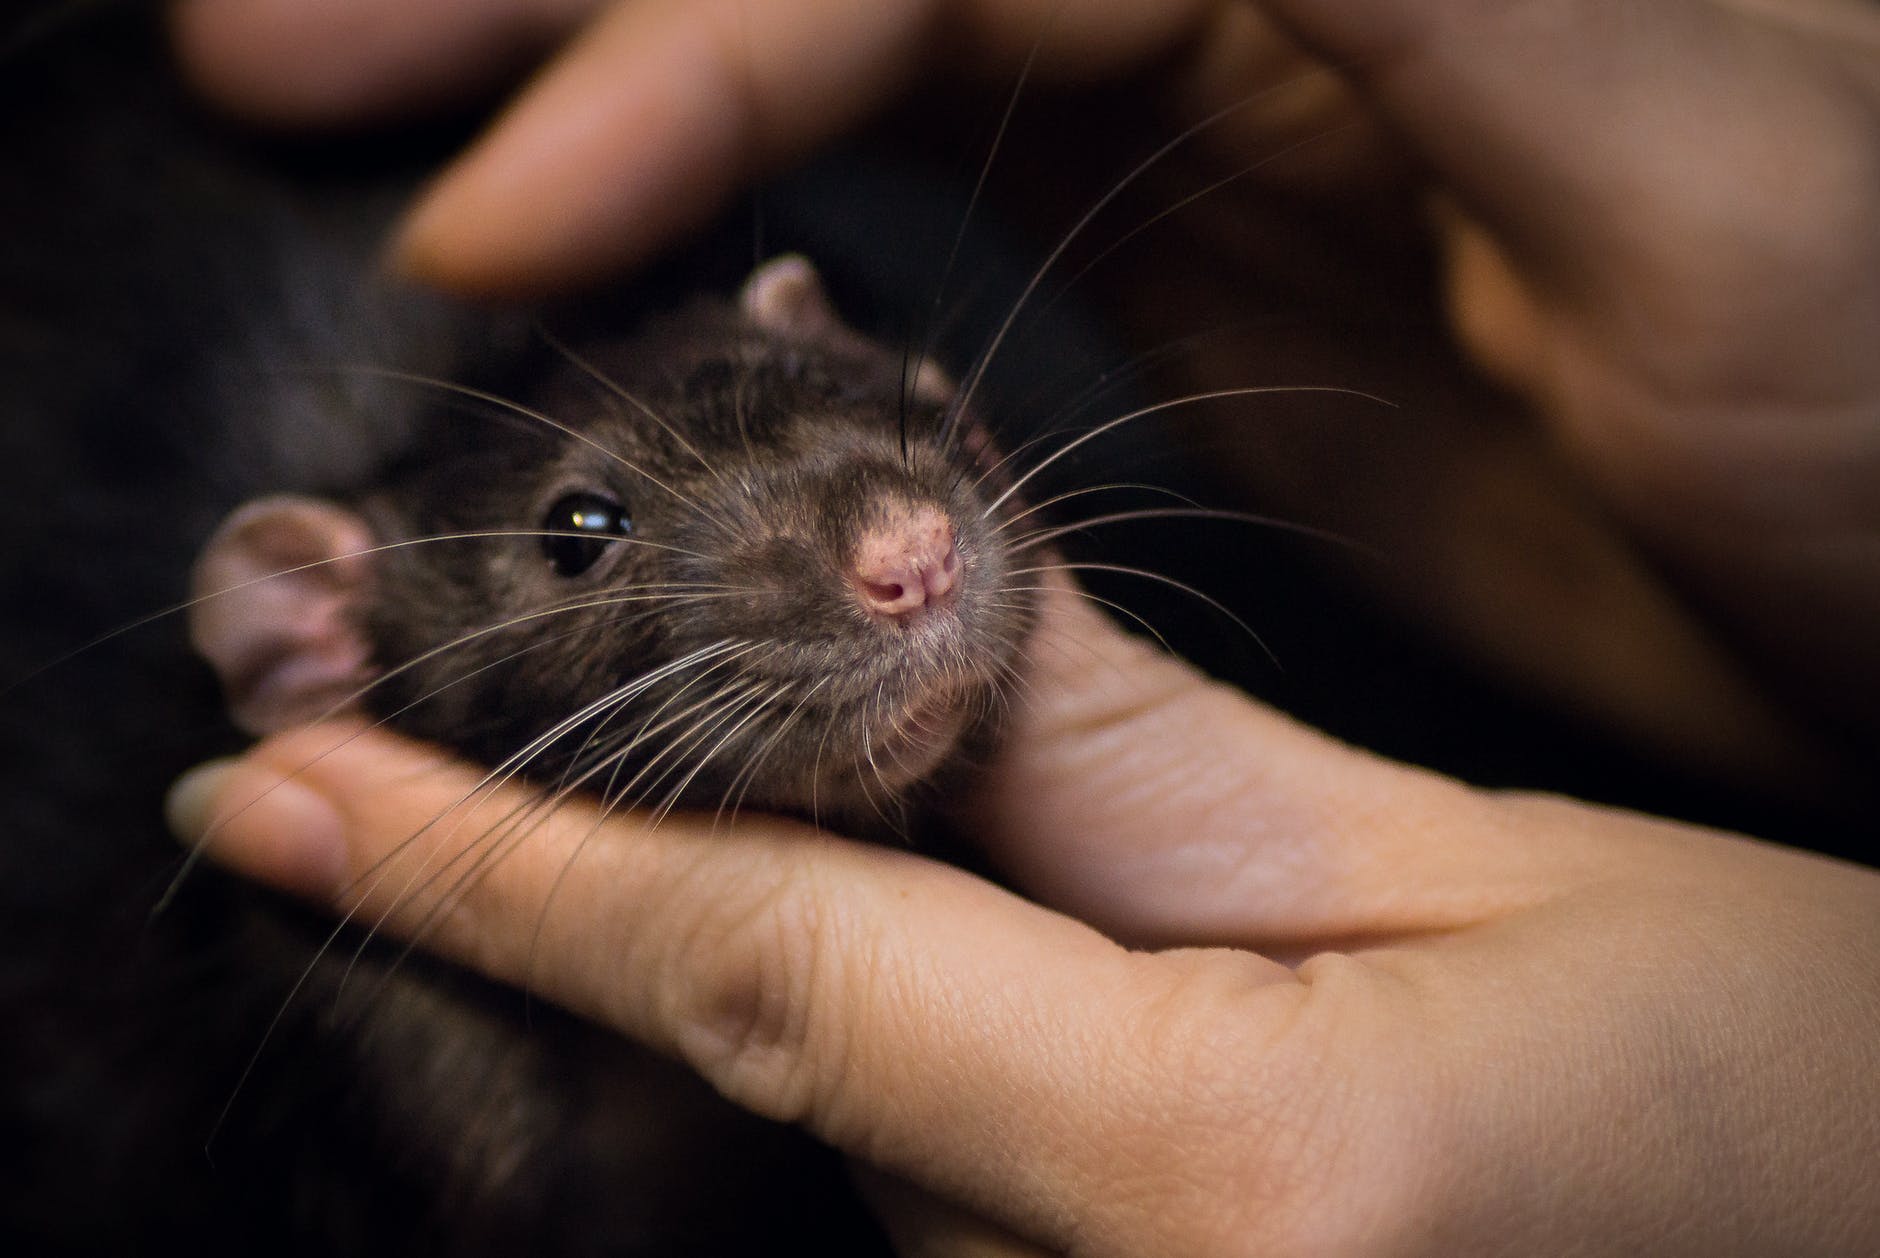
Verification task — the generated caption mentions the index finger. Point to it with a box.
[178,720,1305,1250]
[389,0,944,296]
[393,0,1245,296]
[173,0,1236,297]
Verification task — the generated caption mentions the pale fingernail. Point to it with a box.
[164,759,240,843]
[165,759,350,898]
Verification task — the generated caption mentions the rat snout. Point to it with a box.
[850,502,961,622]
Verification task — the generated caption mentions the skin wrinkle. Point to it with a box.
[655,835,866,1124]
[1224,951,1427,1258]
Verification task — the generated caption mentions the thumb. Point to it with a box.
[965,580,1585,950]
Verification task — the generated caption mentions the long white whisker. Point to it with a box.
[1006,507,1372,559]
[644,681,790,829]
[990,483,1200,535]
[1025,121,1367,337]
[337,367,721,533]
[349,645,764,986]
[535,322,726,487]
[984,386,1390,520]
[4,529,714,702]
[945,90,1277,438]
[714,676,831,833]
[1010,563,1274,664]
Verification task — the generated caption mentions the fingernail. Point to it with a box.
[165,759,350,897]
[165,759,240,843]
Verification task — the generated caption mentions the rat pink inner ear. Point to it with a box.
[739,254,957,405]
[738,253,840,336]
[188,495,378,737]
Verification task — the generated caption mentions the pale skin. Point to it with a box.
[165,1,1880,1254]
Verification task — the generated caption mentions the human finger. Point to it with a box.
[173,0,1368,294]
[961,579,1607,949]
[385,0,1246,296]
[167,716,1327,1252]
[173,710,1880,1256]
[168,0,599,124]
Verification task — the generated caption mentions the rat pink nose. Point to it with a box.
[852,504,961,620]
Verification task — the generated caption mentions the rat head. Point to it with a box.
[189,256,1035,832]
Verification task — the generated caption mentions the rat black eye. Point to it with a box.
[542,491,632,577]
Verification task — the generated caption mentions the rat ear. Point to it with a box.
[738,254,840,337]
[907,356,955,407]
[739,253,956,404]
[188,495,377,737]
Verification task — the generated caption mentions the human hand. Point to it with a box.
[170,0,1880,779]
[169,578,1880,1256]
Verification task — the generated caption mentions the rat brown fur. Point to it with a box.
[190,256,1036,841]
[1,5,1048,1253]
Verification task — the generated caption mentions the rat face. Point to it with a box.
[189,257,1035,834]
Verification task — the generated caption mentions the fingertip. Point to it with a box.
[163,757,237,846]
[166,755,351,900]
[386,151,677,300]
[381,7,730,298]
[386,0,940,298]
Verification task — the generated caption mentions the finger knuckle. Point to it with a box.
[661,858,867,1126]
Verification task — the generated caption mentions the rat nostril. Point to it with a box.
[852,504,960,621]
[862,577,908,605]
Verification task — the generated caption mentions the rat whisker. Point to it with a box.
[337,368,730,538]
[534,322,728,488]
[587,675,769,814]
[984,386,1391,521]
[713,676,832,835]
[3,530,716,702]
[942,73,1345,445]
[579,653,763,782]
[643,681,791,832]
[158,603,736,911]
[205,645,724,1146]
[987,482,1200,536]
[600,683,766,829]
[1020,121,1367,343]
[352,652,770,993]
[344,660,740,947]
[1005,507,1371,559]
[515,675,796,992]
[899,20,1052,460]
[1010,563,1273,664]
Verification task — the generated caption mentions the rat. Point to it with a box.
[1,4,1067,1254]
[186,254,1034,840]
[168,253,1038,1258]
